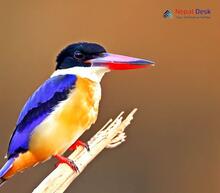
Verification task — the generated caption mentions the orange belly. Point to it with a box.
[4,77,101,179]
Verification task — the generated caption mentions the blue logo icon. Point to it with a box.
[163,10,173,18]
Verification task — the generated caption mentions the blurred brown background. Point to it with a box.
[0,1,219,193]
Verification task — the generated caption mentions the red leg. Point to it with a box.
[68,140,90,151]
[54,155,79,172]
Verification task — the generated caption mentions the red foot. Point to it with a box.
[68,140,90,151]
[54,155,79,172]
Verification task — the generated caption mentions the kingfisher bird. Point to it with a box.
[0,42,154,186]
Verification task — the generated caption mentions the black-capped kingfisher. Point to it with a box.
[0,42,154,185]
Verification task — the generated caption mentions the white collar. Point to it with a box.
[51,67,110,82]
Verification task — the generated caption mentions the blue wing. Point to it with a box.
[8,74,77,158]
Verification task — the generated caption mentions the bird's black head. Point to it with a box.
[56,42,106,70]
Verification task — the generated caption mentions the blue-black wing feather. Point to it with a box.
[8,74,77,158]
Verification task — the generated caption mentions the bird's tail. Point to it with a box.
[0,157,15,187]
[0,178,6,187]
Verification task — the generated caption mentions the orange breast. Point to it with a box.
[30,77,101,159]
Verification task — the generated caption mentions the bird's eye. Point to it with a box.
[74,51,85,60]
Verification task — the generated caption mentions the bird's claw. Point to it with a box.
[54,155,79,172]
[68,140,90,152]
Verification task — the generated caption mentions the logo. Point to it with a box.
[163,10,173,18]
[163,8,211,19]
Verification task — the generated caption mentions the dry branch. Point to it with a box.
[32,108,138,193]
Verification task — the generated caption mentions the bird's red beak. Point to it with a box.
[86,53,154,70]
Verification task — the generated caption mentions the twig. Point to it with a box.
[32,108,138,193]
